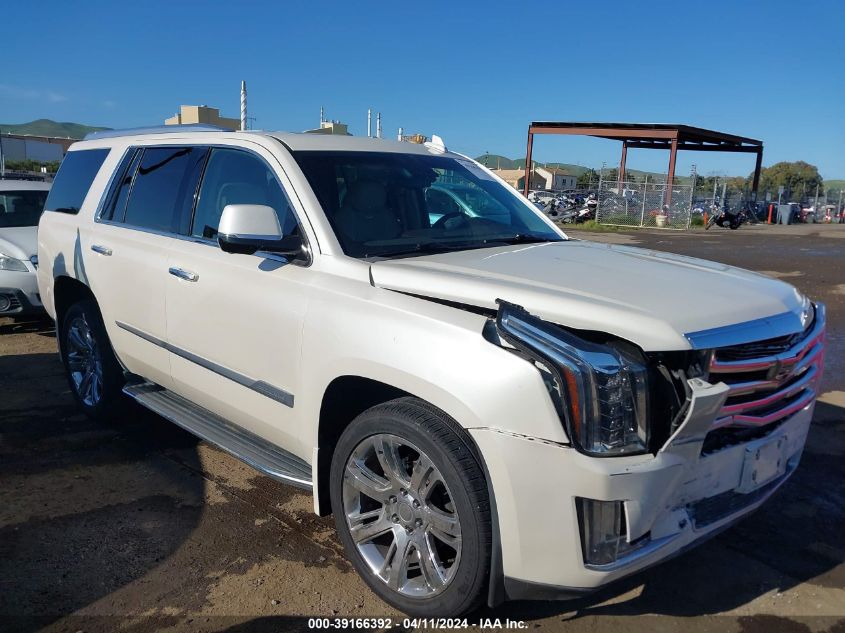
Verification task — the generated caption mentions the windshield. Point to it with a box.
[0,189,49,228]
[292,151,564,258]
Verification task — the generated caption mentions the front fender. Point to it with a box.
[297,285,568,455]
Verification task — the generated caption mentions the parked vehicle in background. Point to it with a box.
[37,127,825,617]
[0,180,50,317]
[799,205,817,223]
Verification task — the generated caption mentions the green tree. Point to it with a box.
[601,167,619,183]
[751,161,823,202]
[577,168,598,189]
[3,159,60,173]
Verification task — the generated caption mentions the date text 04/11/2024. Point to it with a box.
[307,618,528,629]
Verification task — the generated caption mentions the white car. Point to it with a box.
[0,179,50,316]
[37,126,825,616]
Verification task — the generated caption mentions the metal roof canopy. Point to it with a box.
[524,121,764,203]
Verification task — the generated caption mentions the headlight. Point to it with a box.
[496,301,649,456]
[0,254,28,272]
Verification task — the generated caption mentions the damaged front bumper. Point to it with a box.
[472,377,814,598]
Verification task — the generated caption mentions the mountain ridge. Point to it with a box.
[0,119,111,139]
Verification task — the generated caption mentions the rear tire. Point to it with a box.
[60,299,126,420]
[330,397,491,617]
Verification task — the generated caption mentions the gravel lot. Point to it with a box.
[1,224,843,633]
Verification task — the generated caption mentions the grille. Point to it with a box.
[702,304,825,455]
[715,332,804,361]
[688,468,790,528]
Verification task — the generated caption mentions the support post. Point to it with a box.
[751,148,763,202]
[665,137,678,206]
[618,140,627,190]
[640,175,648,227]
[523,130,534,197]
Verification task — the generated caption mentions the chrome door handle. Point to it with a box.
[91,244,112,256]
[169,267,199,282]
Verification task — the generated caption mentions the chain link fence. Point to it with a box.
[595,179,694,229]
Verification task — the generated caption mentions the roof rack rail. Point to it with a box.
[84,124,232,141]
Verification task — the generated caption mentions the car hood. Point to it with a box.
[0,226,37,261]
[369,240,806,351]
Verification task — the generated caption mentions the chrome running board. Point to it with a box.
[123,382,312,489]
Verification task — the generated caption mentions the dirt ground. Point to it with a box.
[1,224,843,633]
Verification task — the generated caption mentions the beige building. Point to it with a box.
[491,168,545,192]
[164,105,240,131]
[535,166,577,191]
[303,121,351,135]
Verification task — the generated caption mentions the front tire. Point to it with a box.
[60,299,126,420]
[330,398,491,617]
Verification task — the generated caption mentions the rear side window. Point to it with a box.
[44,149,109,214]
[100,148,142,222]
[123,147,207,233]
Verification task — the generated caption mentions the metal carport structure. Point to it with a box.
[523,122,764,204]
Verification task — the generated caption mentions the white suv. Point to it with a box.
[37,126,825,616]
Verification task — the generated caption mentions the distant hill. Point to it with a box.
[473,155,845,187]
[0,119,110,139]
[475,156,591,175]
[474,154,517,169]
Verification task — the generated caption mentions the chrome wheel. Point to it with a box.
[65,315,103,407]
[342,433,462,598]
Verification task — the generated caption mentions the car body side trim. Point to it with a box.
[115,320,294,408]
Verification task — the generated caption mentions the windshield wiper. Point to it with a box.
[366,242,476,259]
[482,233,559,245]
[366,234,560,259]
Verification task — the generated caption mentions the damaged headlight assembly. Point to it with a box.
[495,301,649,456]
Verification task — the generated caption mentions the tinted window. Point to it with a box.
[0,189,49,227]
[124,147,207,233]
[293,151,561,258]
[100,148,142,222]
[44,149,109,214]
[192,148,297,239]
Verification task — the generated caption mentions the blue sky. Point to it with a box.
[2,0,843,178]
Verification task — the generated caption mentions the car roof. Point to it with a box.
[0,179,51,192]
[73,128,460,158]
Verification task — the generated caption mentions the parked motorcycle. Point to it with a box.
[705,203,742,230]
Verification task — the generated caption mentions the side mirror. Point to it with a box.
[217,204,304,259]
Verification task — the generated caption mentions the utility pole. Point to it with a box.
[814,183,819,211]
[367,109,372,138]
[0,128,5,178]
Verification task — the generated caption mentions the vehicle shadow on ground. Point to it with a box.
[0,351,206,633]
[0,314,55,337]
[481,399,845,622]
